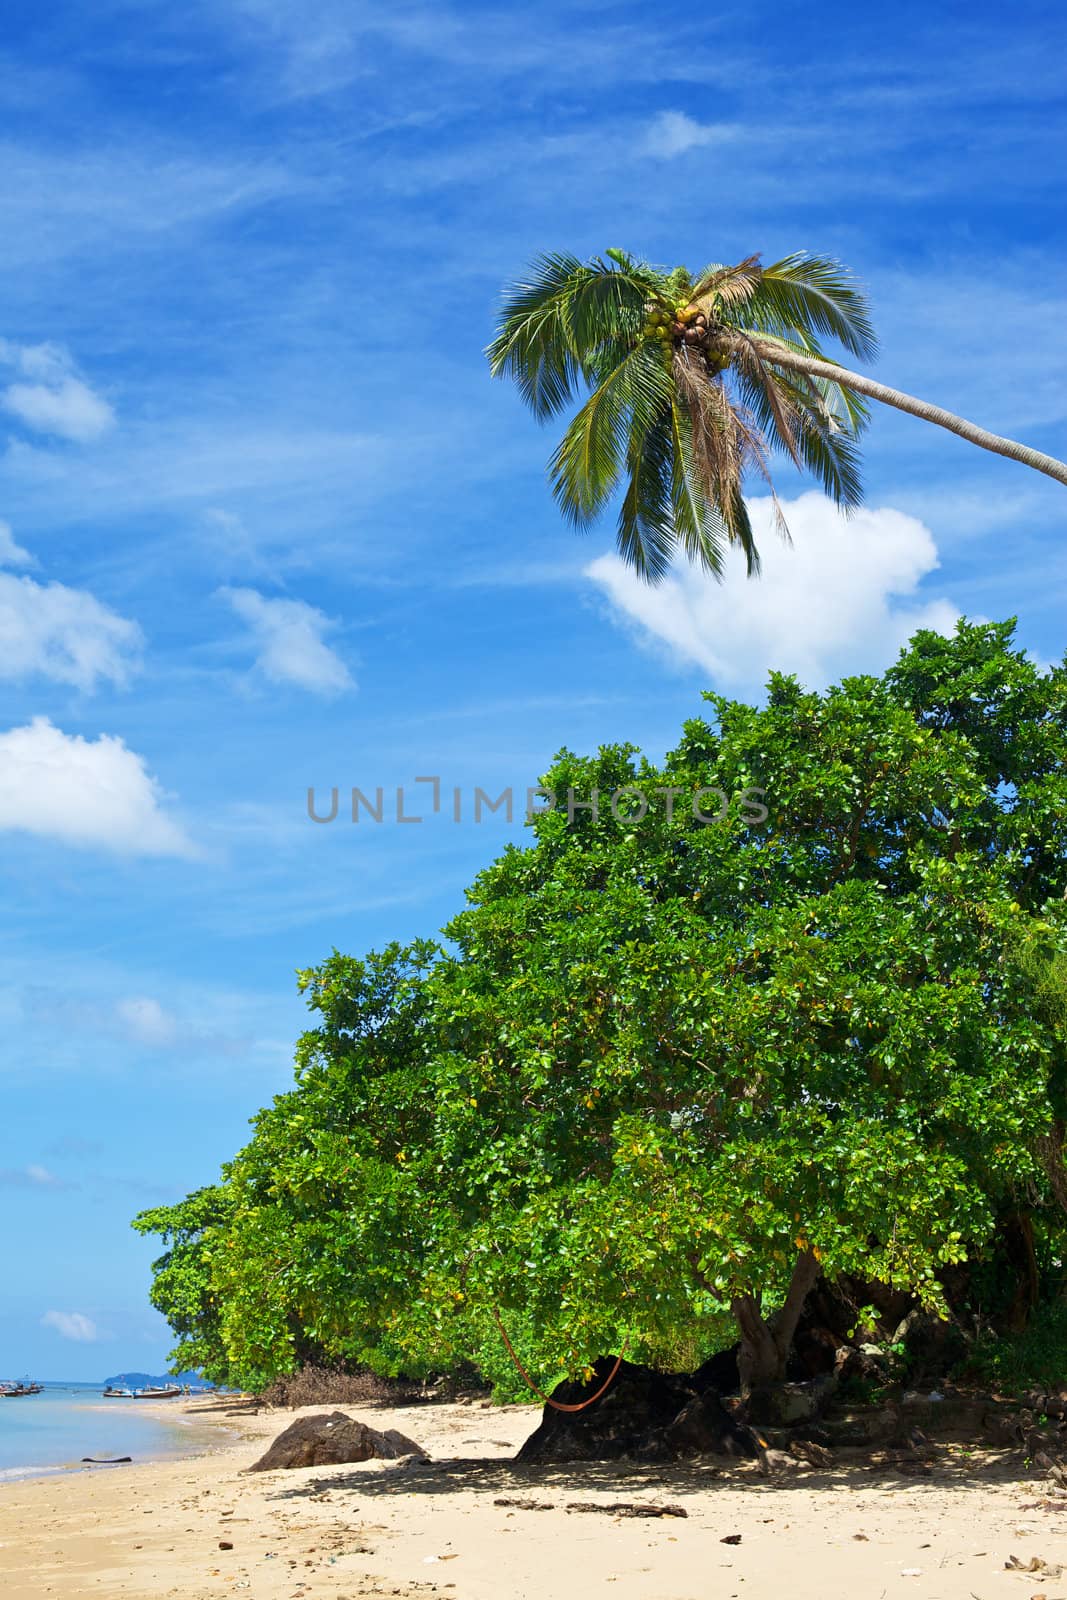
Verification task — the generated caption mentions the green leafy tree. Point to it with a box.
[139,622,1067,1398]
[132,1186,235,1385]
[488,251,1067,580]
[202,942,450,1388]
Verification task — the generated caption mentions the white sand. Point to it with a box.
[1,1395,1064,1599]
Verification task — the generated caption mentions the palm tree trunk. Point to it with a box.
[752,343,1067,487]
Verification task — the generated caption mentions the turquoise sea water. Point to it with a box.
[0,1383,226,1482]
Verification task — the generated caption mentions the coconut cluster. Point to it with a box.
[644,301,724,364]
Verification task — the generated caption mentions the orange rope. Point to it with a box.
[492,1306,626,1413]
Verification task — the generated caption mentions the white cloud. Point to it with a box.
[0,717,196,857]
[41,1310,99,1342]
[15,976,274,1069]
[0,340,114,442]
[0,520,32,566]
[0,569,142,690]
[0,1163,67,1189]
[586,492,960,691]
[641,110,740,158]
[115,996,179,1048]
[202,507,277,580]
[220,586,354,694]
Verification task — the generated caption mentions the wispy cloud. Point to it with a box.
[586,493,960,691]
[0,422,391,551]
[0,563,142,690]
[871,267,1067,436]
[200,508,279,582]
[0,520,32,566]
[0,1163,72,1190]
[115,996,180,1048]
[641,110,741,158]
[201,1,749,104]
[220,586,355,694]
[0,340,114,442]
[447,558,583,590]
[41,1310,101,1342]
[16,975,287,1069]
[0,141,312,270]
[0,718,196,857]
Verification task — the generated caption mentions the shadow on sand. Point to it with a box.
[261,1443,1040,1507]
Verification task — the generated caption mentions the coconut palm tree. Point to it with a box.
[487,249,1067,581]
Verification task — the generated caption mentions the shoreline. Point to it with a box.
[1,1395,1066,1598]
[0,1395,242,1486]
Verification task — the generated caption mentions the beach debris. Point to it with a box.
[565,1501,688,1518]
[80,1456,133,1464]
[900,1568,922,1577]
[788,1438,833,1467]
[493,1497,554,1511]
[720,1533,742,1545]
[1034,1453,1067,1487]
[1005,1555,1064,1576]
[246,1411,426,1471]
[758,1448,797,1478]
[219,1541,234,1550]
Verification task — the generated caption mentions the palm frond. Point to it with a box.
[667,402,731,577]
[741,330,872,432]
[569,265,654,370]
[691,255,763,307]
[672,350,763,573]
[793,412,865,507]
[731,353,865,508]
[740,254,878,362]
[723,483,759,572]
[487,253,668,421]
[616,410,677,581]
[807,368,871,435]
[673,350,735,507]
[727,400,790,553]
[486,252,594,420]
[549,339,673,529]
[727,333,804,468]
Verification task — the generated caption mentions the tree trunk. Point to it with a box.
[750,342,1067,488]
[731,1249,821,1398]
[1001,1211,1040,1334]
[1034,1119,1067,1217]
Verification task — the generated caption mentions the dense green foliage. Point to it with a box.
[969,1297,1067,1395]
[137,621,1067,1395]
[132,1185,234,1384]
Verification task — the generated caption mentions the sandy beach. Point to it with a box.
[1,1394,1066,1599]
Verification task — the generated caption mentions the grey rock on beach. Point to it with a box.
[247,1411,426,1471]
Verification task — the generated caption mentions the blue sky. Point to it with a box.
[1,0,1064,1380]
